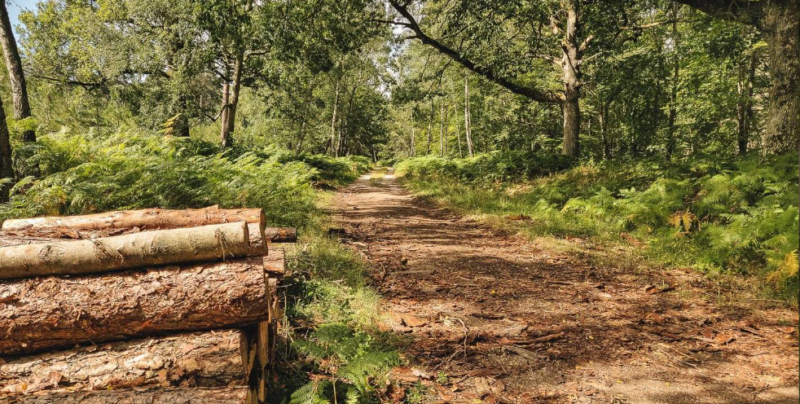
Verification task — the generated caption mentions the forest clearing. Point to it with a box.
[0,0,797,403]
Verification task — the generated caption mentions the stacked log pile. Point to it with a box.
[0,206,294,404]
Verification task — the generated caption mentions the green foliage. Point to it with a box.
[398,152,800,301]
[0,130,368,227]
[292,323,398,404]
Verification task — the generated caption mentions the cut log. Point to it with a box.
[0,222,251,279]
[0,224,266,257]
[263,227,297,243]
[0,330,243,394]
[263,249,285,274]
[1,386,248,404]
[0,257,270,356]
[0,205,265,233]
[246,223,267,256]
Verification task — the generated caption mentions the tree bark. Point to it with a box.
[560,0,582,157]
[410,122,415,157]
[0,1,34,143]
[427,99,434,154]
[330,80,340,157]
[439,101,445,156]
[0,257,270,356]
[221,51,244,149]
[263,227,297,243]
[0,96,12,202]
[464,77,474,157]
[1,206,266,234]
[2,386,248,404]
[760,0,799,154]
[598,100,612,160]
[737,46,757,155]
[0,222,253,279]
[666,3,680,158]
[0,330,244,394]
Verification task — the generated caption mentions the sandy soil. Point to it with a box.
[332,172,799,404]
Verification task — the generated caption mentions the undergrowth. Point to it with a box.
[396,152,800,303]
[0,130,367,227]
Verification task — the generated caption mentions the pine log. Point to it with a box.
[0,386,248,404]
[0,206,265,234]
[0,222,251,279]
[0,257,270,356]
[0,330,243,394]
[263,249,285,274]
[0,224,266,257]
[263,227,297,243]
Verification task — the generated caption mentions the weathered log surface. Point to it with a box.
[0,206,265,233]
[0,223,266,257]
[0,386,248,404]
[263,227,297,243]
[263,249,285,274]
[0,222,251,280]
[0,257,270,356]
[0,330,243,394]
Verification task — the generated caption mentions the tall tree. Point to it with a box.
[0,0,34,142]
[385,0,591,156]
[0,96,12,202]
[672,0,799,153]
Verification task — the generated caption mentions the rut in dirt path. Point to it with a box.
[332,172,799,404]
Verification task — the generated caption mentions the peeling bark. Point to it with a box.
[0,257,270,356]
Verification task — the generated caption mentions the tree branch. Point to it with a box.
[388,0,562,104]
[671,0,762,27]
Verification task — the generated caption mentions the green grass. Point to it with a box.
[396,152,799,303]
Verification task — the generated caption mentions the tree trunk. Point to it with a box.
[666,4,680,158]
[3,386,248,404]
[330,80,340,157]
[1,206,266,233]
[439,101,445,156]
[410,123,415,157]
[598,100,612,160]
[0,1,34,143]
[737,47,757,155]
[560,0,582,157]
[0,96,11,202]
[221,51,244,149]
[0,256,270,356]
[760,0,799,154]
[464,77,474,157]
[219,81,230,142]
[0,222,255,279]
[0,330,244,394]
[455,103,463,158]
[427,99,434,154]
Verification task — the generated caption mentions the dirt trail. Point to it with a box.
[333,172,799,404]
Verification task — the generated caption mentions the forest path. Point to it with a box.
[332,171,798,404]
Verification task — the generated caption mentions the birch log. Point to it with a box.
[0,206,265,233]
[0,257,270,356]
[0,330,243,394]
[1,386,248,404]
[0,222,250,279]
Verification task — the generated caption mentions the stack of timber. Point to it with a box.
[0,206,295,404]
